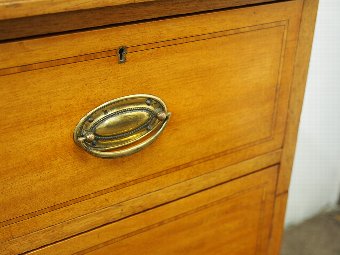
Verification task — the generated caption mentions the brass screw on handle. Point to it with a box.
[78,132,95,143]
[85,133,95,142]
[157,112,167,121]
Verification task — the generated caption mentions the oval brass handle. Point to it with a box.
[73,94,171,158]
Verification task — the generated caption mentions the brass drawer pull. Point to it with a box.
[74,94,171,158]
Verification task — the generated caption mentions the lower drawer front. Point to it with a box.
[29,166,278,255]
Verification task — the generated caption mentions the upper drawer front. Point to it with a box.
[0,0,302,248]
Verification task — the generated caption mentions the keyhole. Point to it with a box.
[118,46,127,64]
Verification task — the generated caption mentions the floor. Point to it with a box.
[281,208,340,255]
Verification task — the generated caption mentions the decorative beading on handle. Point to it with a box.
[73,94,171,158]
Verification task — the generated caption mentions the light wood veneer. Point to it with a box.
[0,0,318,254]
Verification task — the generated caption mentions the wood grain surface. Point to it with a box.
[0,2,303,253]
[269,192,289,255]
[0,0,320,254]
[26,166,278,255]
[0,1,300,70]
[0,0,284,41]
[278,0,319,194]
[268,0,319,254]
[0,151,281,254]
[0,0,282,20]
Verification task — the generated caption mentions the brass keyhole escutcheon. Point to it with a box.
[117,46,127,64]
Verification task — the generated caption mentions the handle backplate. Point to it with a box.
[73,94,170,158]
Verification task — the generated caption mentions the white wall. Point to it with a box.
[284,0,340,226]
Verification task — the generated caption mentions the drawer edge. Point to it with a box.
[0,150,281,254]
[0,0,286,41]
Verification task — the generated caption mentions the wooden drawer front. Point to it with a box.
[28,166,278,255]
[0,0,301,247]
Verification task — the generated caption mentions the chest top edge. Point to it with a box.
[0,0,289,41]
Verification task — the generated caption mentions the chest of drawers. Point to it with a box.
[0,0,318,254]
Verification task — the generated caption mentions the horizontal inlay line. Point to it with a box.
[0,21,286,76]
[76,185,267,254]
[0,136,274,230]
